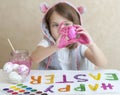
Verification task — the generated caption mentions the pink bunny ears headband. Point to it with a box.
[40,2,86,14]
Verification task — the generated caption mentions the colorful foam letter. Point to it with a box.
[58,85,70,92]
[101,83,114,90]
[44,85,54,93]
[74,84,86,91]
[88,84,99,91]
[105,73,119,80]
[45,74,55,84]
[56,74,74,83]
[74,74,88,82]
[30,76,41,84]
[89,73,101,80]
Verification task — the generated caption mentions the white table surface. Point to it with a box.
[0,69,120,95]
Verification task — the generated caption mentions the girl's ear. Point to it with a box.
[40,2,49,13]
[77,6,86,14]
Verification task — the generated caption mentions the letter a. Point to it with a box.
[89,73,101,80]
[88,84,99,91]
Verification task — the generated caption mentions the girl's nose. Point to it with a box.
[58,22,65,31]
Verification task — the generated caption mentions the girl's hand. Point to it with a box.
[74,25,94,45]
[55,35,65,48]
[55,35,61,46]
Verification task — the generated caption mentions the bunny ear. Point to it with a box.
[77,6,86,14]
[40,2,49,13]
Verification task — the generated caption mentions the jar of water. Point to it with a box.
[3,49,31,84]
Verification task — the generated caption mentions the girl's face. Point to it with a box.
[49,11,73,40]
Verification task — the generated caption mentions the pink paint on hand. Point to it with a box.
[57,23,91,48]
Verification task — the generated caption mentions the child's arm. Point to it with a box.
[85,43,107,68]
[74,24,107,67]
[31,45,58,64]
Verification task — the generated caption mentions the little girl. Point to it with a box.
[31,1,107,70]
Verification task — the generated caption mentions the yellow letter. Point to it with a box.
[89,73,101,80]
[88,84,99,91]
[45,74,55,84]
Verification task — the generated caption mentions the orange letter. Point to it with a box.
[30,76,41,84]
[58,85,70,92]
